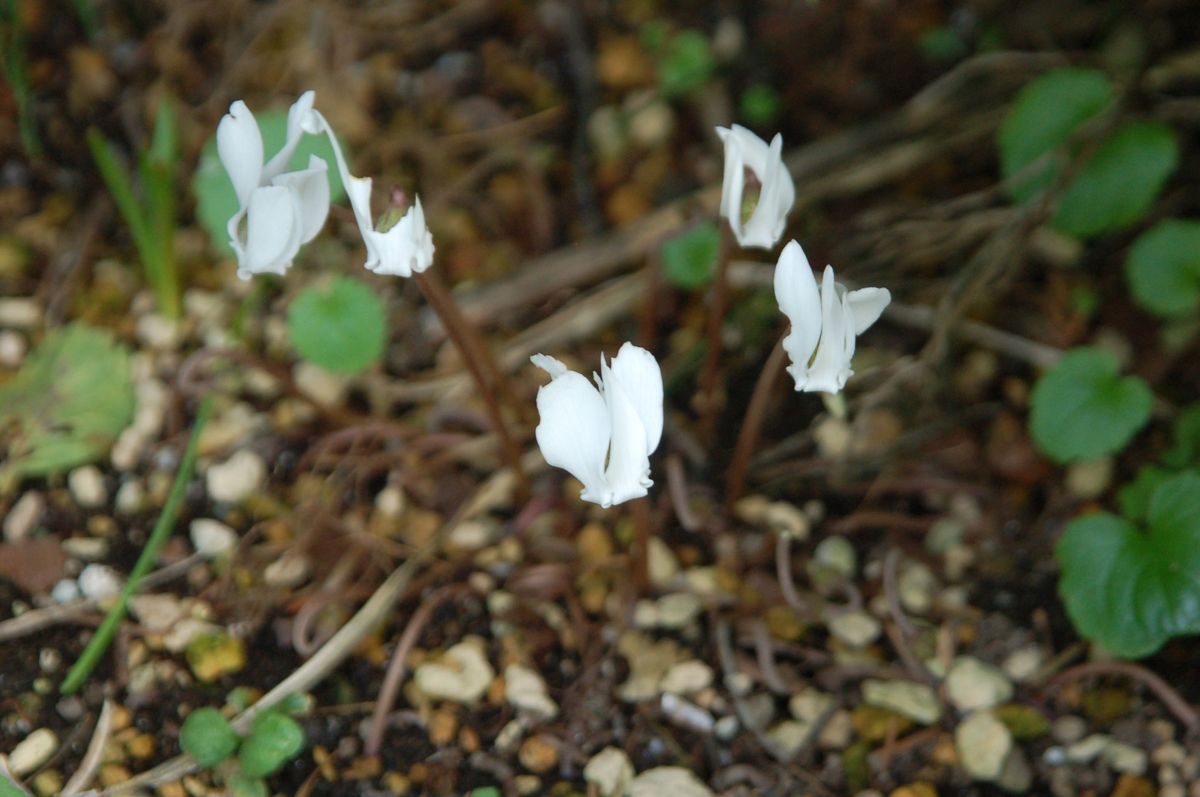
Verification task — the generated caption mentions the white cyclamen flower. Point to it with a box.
[314,112,434,277]
[218,91,331,279]
[716,124,796,249]
[774,240,891,394]
[531,343,663,508]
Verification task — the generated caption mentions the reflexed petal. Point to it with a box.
[365,196,435,277]
[805,266,850,393]
[740,133,794,249]
[845,286,891,335]
[607,342,663,455]
[599,358,651,506]
[264,91,316,180]
[217,100,264,208]
[530,353,569,379]
[775,241,822,387]
[242,185,301,278]
[534,369,612,504]
[271,155,330,244]
[716,126,745,236]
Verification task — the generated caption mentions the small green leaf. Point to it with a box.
[1125,219,1200,318]
[1029,347,1153,463]
[1058,472,1200,657]
[1164,403,1200,468]
[0,323,134,485]
[661,222,720,290]
[193,107,346,255]
[286,276,386,374]
[658,29,715,98]
[739,84,782,128]
[1117,465,1175,522]
[999,68,1112,203]
[239,711,305,778]
[1054,121,1178,239]
[179,707,239,768]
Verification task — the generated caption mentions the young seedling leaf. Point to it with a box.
[226,771,268,797]
[1058,471,1200,657]
[658,29,715,98]
[1028,347,1152,463]
[1164,403,1200,468]
[999,68,1112,204]
[286,276,386,374]
[0,323,134,485]
[1125,219,1200,319]
[1116,465,1175,523]
[662,222,720,290]
[193,107,346,255]
[238,711,305,778]
[179,707,239,768]
[1053,121,1178,239]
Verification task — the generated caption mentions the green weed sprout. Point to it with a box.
[180,701,306,797]
[87,96,183,320]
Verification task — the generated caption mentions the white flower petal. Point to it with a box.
[741,133,795,249]
[845,287,891,335]
[775,242,822,388]
[607,342,663,455]
[533,367,612,504]
[241,185,301,279]
[264,91,316,180]
[365,196,435,277]
[271,155,330,244]
[599,357,651,506]
[716,126,746,241]
[531,353,569,379]
[804,266,852,393]
[217,100,264,208]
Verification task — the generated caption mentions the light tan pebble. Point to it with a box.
[660,693,714,733]
[293,361,348,407]
[813,536,856,578]
[584,747,635,797]
[1051,714,1088,744]
[0,297,42,328]
[576,523,613,564]
[428,708,458,746]
[99,764,131,786]
[996,747,1034,792]
[955,710,1012,781]
[514,775,541,795]
[263,552,310,588]
[814,416,851,459]
[626,95,674,149]
[126,734,156,760]
[0,329,26,366]
[1159,785,1185,797]
[504,663,558,720]
[129,594,186,633]
[1065,734,1111,763]
[818,709,854,749]
[943,545,975,580]
[1002,645,1043,683]
[647,537,679,587]
[188,518,237,558]
[374,485,405,518]
[162,618,220,653]
[1160,765,1181,785]
[134,313,181,350]
[714,715,740,741]
[413,638,495,704]
[661,660,713,695]
[827,609,881,647]
[1065,457,1113,499]
[898,561,937,614]
[763,501,810,540]
[1154,743,1187,766]
[114,480,145,513]
[3,490,44,541]
[156,782,187,797]
[945,656,1013,711]
[8,728,59,776]
[657,593,702,629]
[69,465,108,508]
[62,536,109,561]
[205,449,266,503]
[111,428,147,471]
[862,680,942,725]
[630,766,714,797]
[31,770,62,797]
[1147,718,1176,743]
[712,16,745,61]
[790,688,835,722]
[517,734,559,773]
[1104,741,1148,775]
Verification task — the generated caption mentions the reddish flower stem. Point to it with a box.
[725,335,787,507]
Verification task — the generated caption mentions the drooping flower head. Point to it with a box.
[311,112,434,277]
[716,124,796,250]
[774,241,890,393]
[531,343,663,508]
[217,92,331,279]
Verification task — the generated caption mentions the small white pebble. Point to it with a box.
[189,518,237,558]
[68,465,108,508]
[7,728,58,776]
[114,480,145,514]
[0,329,27,366]
[0,297,42,328]
[3,490,45,541]
[206,449,266,503]
[51,579,81,604]
[78,564,122,600]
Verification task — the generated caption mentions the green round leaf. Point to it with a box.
[1058,471,1200,657]
[739,84,782,128]
[658,29,715,98]
[999,68,1112,203]
[193,107,346,255]
[227,771,268,797]
[1125,219,1200,318]
[1054,121,1178,239]
[662,222,720,290]
[1029,347,1153,463]
[238,711,306,778]
[286,277,386,374]
[179,707,239,768]
[1164,403,1200,468]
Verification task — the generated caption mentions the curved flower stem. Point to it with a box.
[1042,660,1199,731]
[697,224,735,443]
[413,270,527,495]
[725,335,787,508]
[630,497,653,593]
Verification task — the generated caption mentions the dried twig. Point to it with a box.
[61,700,114,796]
[1042,660,1200,731]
